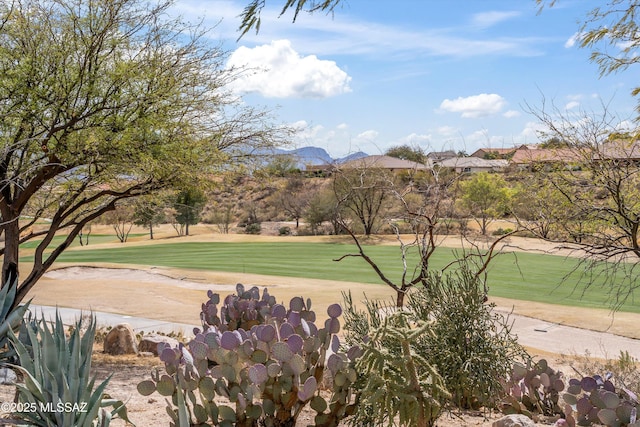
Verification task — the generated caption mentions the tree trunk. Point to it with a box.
[1,216,20,287]
[395,290,405,308]
[149,223,154,240]
[185,222,190,236]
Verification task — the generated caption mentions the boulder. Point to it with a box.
[0,367,17,385]
[492,414,536,427]
[103,323,138,355]
[138,334,180,356]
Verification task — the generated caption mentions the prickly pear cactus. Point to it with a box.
[562,373,640,427]
[501,359,566,419]
[138,286,359,427]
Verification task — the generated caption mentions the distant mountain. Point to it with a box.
[275,147,368,169]
[336,151,368,163]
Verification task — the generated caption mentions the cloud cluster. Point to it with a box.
[439,93,507,118]
[227,40,352,98]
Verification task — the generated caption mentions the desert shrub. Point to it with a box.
[433,220,459,235]
[407,267,528,410]
[343,265,528,416]
[244,222,261,234]
[492,227,514,236]
[278,226,291,236]
[139,285,359,427]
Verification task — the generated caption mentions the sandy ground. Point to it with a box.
[7,227,640,426]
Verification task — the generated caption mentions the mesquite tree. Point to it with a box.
[0,0,285,306]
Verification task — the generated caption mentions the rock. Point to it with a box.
[0,367,17,385]
[103,323,138,355]
[138,334,180,356]
[492,414,536,427]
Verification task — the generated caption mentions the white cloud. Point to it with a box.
[520,121,547,142]
[403,133,432,144]
[564,32,581,48]
[291,121,324,141]
[565,101,580,110]
[437,126,459,137]
[356,130,379,141]
[503,110,521,118]
[227,40,352,98]
[472,11,521,28]
[337,123,349,130]
[616,120,635,133]
[439,93,507,118]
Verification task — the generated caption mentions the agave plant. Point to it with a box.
[0,279,31,362]
[8,311,131,427]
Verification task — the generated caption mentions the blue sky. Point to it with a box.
[171,0,637,158]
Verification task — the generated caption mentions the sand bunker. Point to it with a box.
[44,266,237,292]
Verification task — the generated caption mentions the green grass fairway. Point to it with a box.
[36,241,640,313]
[21,234,147,249]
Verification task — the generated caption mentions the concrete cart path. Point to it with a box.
[498,309,640,359]
[31,305,640,360]
[30,305,198,337]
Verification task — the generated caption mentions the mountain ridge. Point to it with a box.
[274,146,368,167]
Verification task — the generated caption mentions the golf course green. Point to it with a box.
[30,240,640,313]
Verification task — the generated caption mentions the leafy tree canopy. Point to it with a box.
[0,0,285,305]
[384,144,427,164]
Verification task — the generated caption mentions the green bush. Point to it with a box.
[492,227,514,236]
[278,226,291,236]
[244,222,261,234]
[343,265,528,416]
[407,267,528,409]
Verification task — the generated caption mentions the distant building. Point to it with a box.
[435,157,508,174]
[427,150,457,162]
[510,147,581,170]
[470,147,521,159]
[338,155,433,172]
[594,139,640,163]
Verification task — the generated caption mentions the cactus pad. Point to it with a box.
[137,380,156,396]
[271,342,293,362]
[297,376,317,401]
[327,303,342,318]
[271,304,286,320]
[290,296,304,312]
[249,364,268,385]
[286,334,303,354]
[220,331,241,350]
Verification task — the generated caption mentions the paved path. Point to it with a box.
[31,305,198,337]
[31,305,640,360]
[498,310,640,359]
